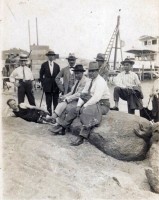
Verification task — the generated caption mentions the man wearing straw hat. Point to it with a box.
[40,50,60,115]
[55,53,77,95]
[51,61,110,145]
[111,58,143,114]
[10,54,36,106]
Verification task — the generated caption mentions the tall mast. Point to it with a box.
[113,14,120,70]
[36,17,39,45]
[28,20,31,50]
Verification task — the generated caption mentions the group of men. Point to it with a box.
[8,50,154,146]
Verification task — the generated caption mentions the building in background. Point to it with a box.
[126,36,159,80]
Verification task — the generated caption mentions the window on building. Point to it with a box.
[152,40,157,45]
[144,41,147,45]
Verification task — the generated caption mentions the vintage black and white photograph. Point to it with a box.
[1,0,159,199]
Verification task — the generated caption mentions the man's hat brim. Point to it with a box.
[46,53,56,56]
[95,57,106,61]
[121,60,134,65]
[66,57,77,60]
[72,69,85,72]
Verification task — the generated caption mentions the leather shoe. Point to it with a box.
[49,124,63,133]
[70,137,84,146]
[110,106,119,111]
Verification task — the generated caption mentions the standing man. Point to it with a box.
[149,76,159,122]
[10,54,36,105]
[40,50,60,115]
[55,53,77,95]
[111,58,143,114]
[95,53,109,81]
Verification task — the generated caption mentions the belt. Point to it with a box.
[19,79,32,83]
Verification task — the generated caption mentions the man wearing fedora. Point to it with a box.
[95,53,109,81]
[111,58,143,114]
[51,62,110,146]
[10,54,36,106]
[40,50,60,115]
[49,64,88,134]
[55,53,77,95]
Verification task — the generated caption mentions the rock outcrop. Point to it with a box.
[71,111,152,161]
[146,122,159,194]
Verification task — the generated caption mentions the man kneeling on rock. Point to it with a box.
[111,58,143,114]
[50,61,110,146]
[7,99,54,124]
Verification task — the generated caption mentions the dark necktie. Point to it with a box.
[88,79,93,93]
[23,67,26,81]
[72,80,80,94]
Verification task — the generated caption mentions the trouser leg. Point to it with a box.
[128,104,135,114]
[57,106,77,127]
[114,87,128,102]
[53,93,59,110]
[55,101,67,117]
[25,82,36,106]
[18,84,25,104]
[45,92,53,115]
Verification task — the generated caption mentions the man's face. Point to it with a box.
[8,100,18,110]
[88,70,99,79]
[20,60,27,66]
[75,71,83,80]
[96,60,104,68]
[123,62,132,72]
[48,55,55,61]
[68,59,76,67]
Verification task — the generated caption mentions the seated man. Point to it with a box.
[51,64,88,131]
[111,58,143,114]
[7,99,53,124]
[51,61,110,146]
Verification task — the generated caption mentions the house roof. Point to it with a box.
[139,35,158,41]
[126,49,156,55]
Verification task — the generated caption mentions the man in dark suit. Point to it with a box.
[40,50,60,115]
[55,53,77,95]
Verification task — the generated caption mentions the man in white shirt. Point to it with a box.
[51,61,110,146]
[111,58,143,114]
[10,54,36,105]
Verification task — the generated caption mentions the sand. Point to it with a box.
[2,80,159,200]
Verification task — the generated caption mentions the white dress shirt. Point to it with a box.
[77,74,110,107]
[10,66,34,82]
[49,61,54,75]
[114,71,141,88]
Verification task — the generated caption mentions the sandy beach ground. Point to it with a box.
[2,79,159,200]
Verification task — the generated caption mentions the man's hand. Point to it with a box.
[76,106,81,117]
[14,82,20,87]
[58,96,65,103]
[127,86,133,90]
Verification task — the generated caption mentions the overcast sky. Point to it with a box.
[1,0,159,59]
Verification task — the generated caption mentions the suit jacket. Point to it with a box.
[55,66,75,95]
[64,75,89,103]
[40,61,60,93]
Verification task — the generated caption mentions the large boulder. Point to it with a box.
[145,122,159,194]
[71,111,152,161]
